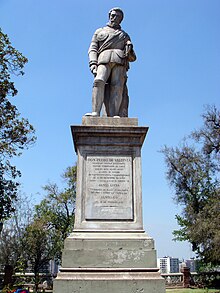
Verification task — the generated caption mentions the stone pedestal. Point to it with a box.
[53,117,165,293]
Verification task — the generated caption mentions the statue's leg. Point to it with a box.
[103,83,110,117]
[109,65,126,117]
[118,80,129,117]
[92,79,105,116]
[92,64,111,116]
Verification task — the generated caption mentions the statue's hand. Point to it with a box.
[127,43,133,53]
[125,41,133,57]
[125,41,136,62]
[90,64,97,76]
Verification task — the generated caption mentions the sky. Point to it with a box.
[1,0,220,260]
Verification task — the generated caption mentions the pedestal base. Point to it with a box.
[53,118,165,292]
[54,232,165,293]
[54,268,165,293]
[62,232,157,268]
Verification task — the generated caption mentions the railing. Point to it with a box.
[161,270,220,289]
[0,272,53,291]
[161,272,183,287]
[1,270,219,290]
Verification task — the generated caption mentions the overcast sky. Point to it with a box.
[1,0,220,259]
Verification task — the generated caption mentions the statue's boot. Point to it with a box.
[92,79,105,116]
[85,79,105,117]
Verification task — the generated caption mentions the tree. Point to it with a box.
[0,165,76,290]
[192,106,220,157]
[161,105,220,266]
[35,165,76,263]
[23,218,54,293]
[20,165,76,291]
[0,28,36,231]
[0,193,33,287]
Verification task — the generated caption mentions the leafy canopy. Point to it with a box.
[0,165,76,287]
[161,105,220,266]
[35,165,76,263]
[0,28,36,228]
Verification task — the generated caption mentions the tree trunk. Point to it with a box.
[3,264,13,287]
[0,222,3,233]
[34,271,40,293]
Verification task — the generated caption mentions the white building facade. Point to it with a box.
[157,257,180,273]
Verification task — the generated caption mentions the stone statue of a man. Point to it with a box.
[85,7,136,117]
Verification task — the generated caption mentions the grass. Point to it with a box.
[166,289,220,293]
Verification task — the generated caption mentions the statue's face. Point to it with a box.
[109,10,122,26]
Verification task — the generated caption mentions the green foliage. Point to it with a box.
[0,28,36,229]
[14,257,27,286]
[23,218,54,292]
[161,105,220,265]
[0,28,27,97]
[0,194,33,288]
[20,165,77,289]
[35,165,76,263]
[0,193,33,266]
[1,285,15,293]
[0,166,76,288]
[192,105,220,158]
[24,218,54,267]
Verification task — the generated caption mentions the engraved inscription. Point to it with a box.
[85,155,133,220]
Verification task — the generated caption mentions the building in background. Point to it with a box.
[157,256,180,273]
[157,256,200,273]
[185,258,200,272]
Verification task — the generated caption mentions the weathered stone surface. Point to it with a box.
[54,269,165,293]
[71,121,148,231]
[62,232,156,268]
[86,8,136,117]
[53,117,165,293]
[82,117,138,126]
[85,155,133,220]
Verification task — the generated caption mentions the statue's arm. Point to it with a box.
[88,29,102,75]
[125,36,136,62]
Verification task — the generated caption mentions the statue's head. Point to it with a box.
[108,7,124,27]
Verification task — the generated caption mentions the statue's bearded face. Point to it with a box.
[109,10,122,26]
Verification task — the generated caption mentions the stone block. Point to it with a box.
[62,232,157,268]
[71,122,148,231]
[82,116,138,127]
[53,118,165,293]
[54,268,165,293]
